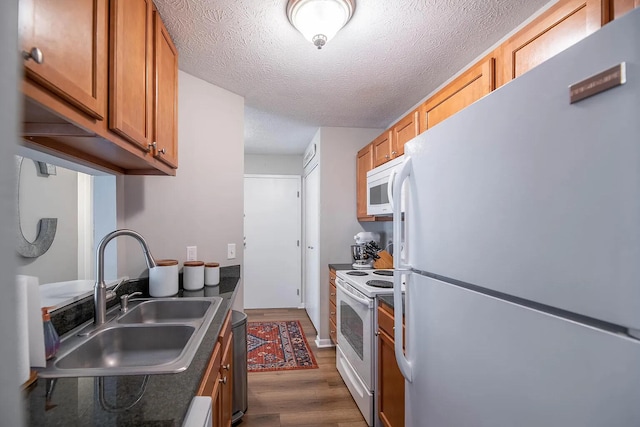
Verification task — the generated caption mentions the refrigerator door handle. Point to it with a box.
[393,156,413,382]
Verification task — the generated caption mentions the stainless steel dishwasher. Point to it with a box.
[231,310,247,424]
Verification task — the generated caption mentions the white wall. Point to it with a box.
[0,0,23,424]
[16,161,79,283]
[120,71,245,311]
[315,126,383,341]
[245,154,303,175]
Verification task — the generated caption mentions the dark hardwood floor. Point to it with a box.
[237,308,368,427]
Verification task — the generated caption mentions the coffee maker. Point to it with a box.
[351,232,380,269]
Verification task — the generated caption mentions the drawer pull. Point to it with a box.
[222,364,230,371]
[219,376,227,384]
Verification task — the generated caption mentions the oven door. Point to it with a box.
[335,277,374,389]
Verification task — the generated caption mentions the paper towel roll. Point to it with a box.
[16,275,46,368]
[15,276,30,385]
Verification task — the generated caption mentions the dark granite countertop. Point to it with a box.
[25,266,240,427]
[328,263,353,271]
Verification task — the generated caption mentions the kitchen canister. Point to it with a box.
[204,262,220,286]
[149,259,179,297]
[183,261,205,290]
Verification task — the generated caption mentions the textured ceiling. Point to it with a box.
[154,0,551,154]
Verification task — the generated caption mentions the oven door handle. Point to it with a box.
[336,278,373,308]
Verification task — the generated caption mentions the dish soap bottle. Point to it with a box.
[42,307,60,360]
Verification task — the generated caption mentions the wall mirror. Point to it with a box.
[16,145,118,307]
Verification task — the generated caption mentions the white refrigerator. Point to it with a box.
[392,9,640,427]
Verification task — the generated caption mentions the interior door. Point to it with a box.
[303,166,320,330]
[244,175,301,309]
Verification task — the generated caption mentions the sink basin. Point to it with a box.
[118,299,214,324]
[38,296,223,378]
[56,325,195,370]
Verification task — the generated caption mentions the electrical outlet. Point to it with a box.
[186,246,197,261]
[227,243,236,259]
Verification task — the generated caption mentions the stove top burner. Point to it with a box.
[346,271,369,276]
[373,270,393,276]
[366,280,393,288]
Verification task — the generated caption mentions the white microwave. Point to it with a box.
[366,155,405,216]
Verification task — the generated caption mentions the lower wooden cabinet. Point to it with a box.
[329,268,337,344]
[611,0,640,19]
[197,311,234,427]
[377,303,405,427]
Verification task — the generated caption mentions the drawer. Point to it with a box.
[330,300,337,322]
[329,318,337,344]
[330,283,337,306]
[378,304,405,342]
[378,305,395,338]
[218,311,232,347]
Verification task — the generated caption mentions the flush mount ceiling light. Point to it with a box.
[287,0,355,49]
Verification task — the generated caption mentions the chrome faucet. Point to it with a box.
[94,229,156,326]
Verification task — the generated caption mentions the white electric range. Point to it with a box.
[334,269,404,427]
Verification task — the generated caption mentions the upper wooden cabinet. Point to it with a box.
[19,0,107,120]
[420,57,495,131]
[372,130,393,168]
[19,0,179,175]
[391,110,419,157]
[498,0,606,87]
[611,0,640,19]
[109,0,153,152]
[153,6,179,168]
[357,143,375,221]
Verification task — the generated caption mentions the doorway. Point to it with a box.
[244,175,302,309]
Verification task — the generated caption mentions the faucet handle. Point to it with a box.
[120,292,143,313]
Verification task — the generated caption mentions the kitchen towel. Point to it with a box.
[16,275,30,384]
[16,275,46,370]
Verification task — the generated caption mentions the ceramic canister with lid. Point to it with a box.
[183,261,205,290]
[204,262,220,286]
[149,259,179,297]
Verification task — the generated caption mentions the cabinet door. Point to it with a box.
[420,57,495,131]
[109,0,153,151]
[152,8,178,168]
[372,130,393,167]
[19,0,107,120]
[498,0,605,86]
[197,340,222,427]
[611,0,640,19]
[220,332,234,427]
[391,110,419,157]
[378,329,405,427]
[356,144,375,221]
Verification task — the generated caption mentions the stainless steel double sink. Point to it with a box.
[38,297,223,378]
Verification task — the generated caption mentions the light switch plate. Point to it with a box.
[227,243,236,259]
[186,246,197,261]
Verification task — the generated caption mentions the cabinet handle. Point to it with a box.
[330,311,335,315]
[222,364,230,371]
[385,154,390,159]
[22,47,44,64]
[330,293,336,296]
[392,151,397,155]
[219,376,227,384]
[147,141,157,153]
[330,330,335,334]
[158,148,166,155]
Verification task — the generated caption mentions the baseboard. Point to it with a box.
[297,303,305,309]
[315,336,335,348]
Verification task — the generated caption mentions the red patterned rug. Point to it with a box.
[247,320,319,372]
